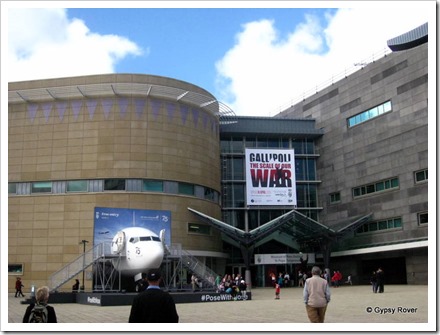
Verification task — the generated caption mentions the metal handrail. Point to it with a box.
[272,47,392,115]
[49,242,112,292]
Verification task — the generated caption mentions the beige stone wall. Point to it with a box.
[8,74,222,292]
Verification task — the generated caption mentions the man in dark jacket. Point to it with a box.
[376,267,385,293]
[129,269,179,323]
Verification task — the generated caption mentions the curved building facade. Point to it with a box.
[8,74,226,291]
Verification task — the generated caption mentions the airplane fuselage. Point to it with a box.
[110,227,164,276]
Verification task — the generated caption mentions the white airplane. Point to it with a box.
[110,227,167,277]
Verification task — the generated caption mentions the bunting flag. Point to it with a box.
[86,100,98,120]
[71,100,83,121]
[192,108,199,127]
[102,98,113,119]
[23,97,218,137]
[166,102,176,121]
[202,112,208,129]
[210,117,216,134]
[135,99,146,118]
[27,104,38,123]
[56,101,68,121]
[151,99,161,120]
[119,97,129,118]
[42,102,53,123]
[180,105,189,125]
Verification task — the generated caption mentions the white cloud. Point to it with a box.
[8,8,142,82]
[215,6,431,116]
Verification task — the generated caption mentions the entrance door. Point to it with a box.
[361,257,407,284]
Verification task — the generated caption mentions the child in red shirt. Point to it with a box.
[275,283,280,299]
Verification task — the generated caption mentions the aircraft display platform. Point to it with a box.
[22,290,252,306]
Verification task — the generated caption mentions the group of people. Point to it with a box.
[217,274,247,300]
[269,272,292,288]
[370,267,385,293]
[20,265,387,324]
[331,270,343,287]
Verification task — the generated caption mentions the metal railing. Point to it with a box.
[49,242,219,292]
[167,244,219,290]
[49,242,112,292]
[272,47,392,115]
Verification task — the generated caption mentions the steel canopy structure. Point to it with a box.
[8,80,236,123]
[188,207,373,271]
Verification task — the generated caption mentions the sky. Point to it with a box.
[3,1,434,117]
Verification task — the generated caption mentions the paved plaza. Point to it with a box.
[4,285,433,332]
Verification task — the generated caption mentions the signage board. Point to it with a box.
[245,148,297,206]
[93,207,171,246]
[254,253,315,265]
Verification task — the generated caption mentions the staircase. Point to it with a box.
[49,242,220,292]
[49,242,113,292]
[167,244,220,290]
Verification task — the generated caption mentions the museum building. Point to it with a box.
[7,23,428,291]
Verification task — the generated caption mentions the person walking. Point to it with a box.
[275,283,281,299]
[15,277,25,298]
[128,269,179,323]
[376,267,385,293]
[370,271,378,293]
[303,266,331,323]
[23,286,57,323]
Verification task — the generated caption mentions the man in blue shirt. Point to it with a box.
[129,269,179,323]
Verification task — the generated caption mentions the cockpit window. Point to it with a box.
[130,236,160,243]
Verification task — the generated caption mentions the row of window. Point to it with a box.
[353,177,399,198]
[356,212,427,235]
[356,217,402,234]
[8,179,219,203]
[220,138,316,155]
[347,100,392,128]
[330,169,427,204]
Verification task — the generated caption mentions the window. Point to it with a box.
[8,183,17,194]
[329,192,341,204]
[418,212,428,225]
[353,177,399,198]
[104,179,125,191]
[188,223,211,235]
[356,217,402,234]
[223,157,244,180]
[8,264,23,275]
[347,101,392,128]
[31,181,52,193]
[178,182,194,195]
[292,139,315,155]
[204,188,216,201]
[414,169,428,183]
[295,158,316,180]
[143,180,163,192]
[296,184,318,208]
[67,180,88,192]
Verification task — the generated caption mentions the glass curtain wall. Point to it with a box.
[220,136,320,262]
